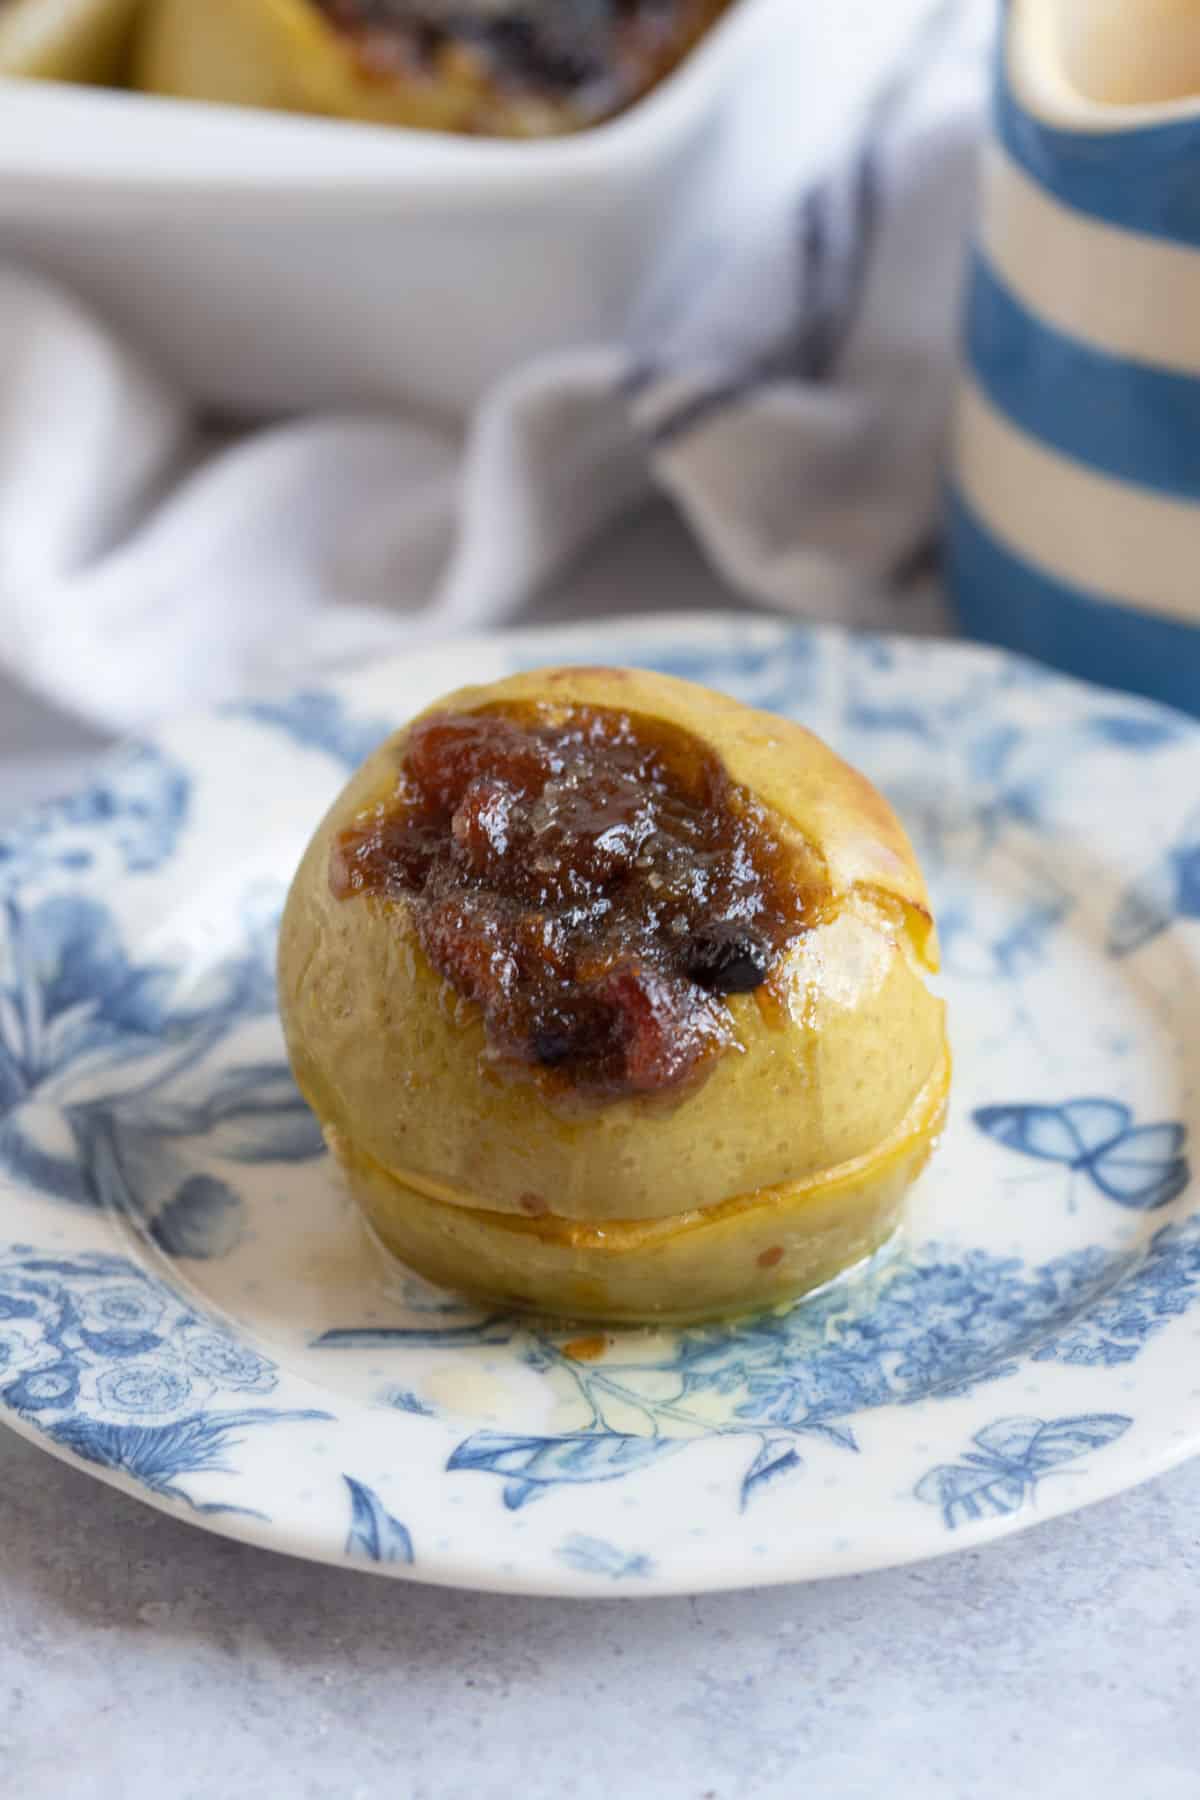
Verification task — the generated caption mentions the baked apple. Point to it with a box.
[278,666,949,1323]
[134,0,731,136]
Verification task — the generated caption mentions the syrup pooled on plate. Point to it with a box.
[331,700,828,1097]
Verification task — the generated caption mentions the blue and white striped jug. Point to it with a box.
[948,0,1200,716]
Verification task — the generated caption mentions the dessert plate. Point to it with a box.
[1,612,1198,1596]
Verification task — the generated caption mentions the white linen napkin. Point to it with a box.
[0,0,989,737]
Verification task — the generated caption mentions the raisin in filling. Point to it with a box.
[332,701,826,1097]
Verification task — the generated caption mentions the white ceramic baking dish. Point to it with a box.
[0,0,790,418]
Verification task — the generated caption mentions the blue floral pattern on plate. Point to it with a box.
[342,1476,414,1565]
[316,1216,1200,1510]
[0,1247,327,1514]
[1109,801,1200,957]
[0,888,323,1256]
[227,691,391,771]
[0,743,188,896]
[557,1535,654,1580]
[0,613,1197,1595]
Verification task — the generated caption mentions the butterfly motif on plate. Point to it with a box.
[915,1413,1132,1530]
[972,1097,1190,1213]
